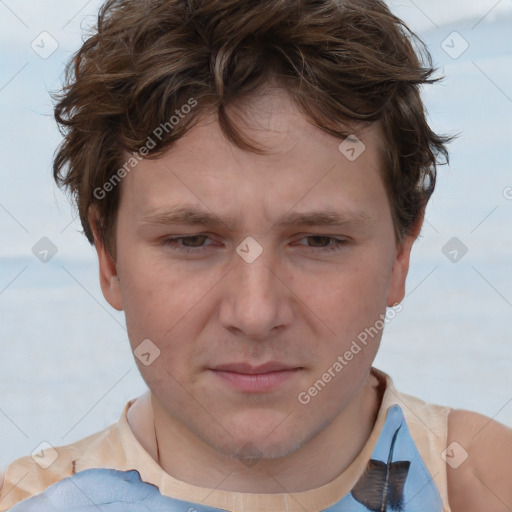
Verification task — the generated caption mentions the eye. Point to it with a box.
[294,235,348,252]
[164,235,214,253]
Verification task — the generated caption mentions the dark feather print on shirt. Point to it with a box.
[351,424,410,512]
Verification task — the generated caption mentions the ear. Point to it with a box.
[89,208,124,311]
[386,211,424,307]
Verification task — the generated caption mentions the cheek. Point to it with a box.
[116,250,185,347]
[294,252,392,331]
[116,248,222,374]
[292,262,389,408]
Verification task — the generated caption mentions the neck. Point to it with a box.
[145,372,382,493]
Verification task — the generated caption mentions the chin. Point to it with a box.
[205,412,314,462]
[214,433,306,463]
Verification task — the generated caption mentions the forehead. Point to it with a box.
[118,88,388,226]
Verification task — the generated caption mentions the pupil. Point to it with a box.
[184,235,206,247]
[310,236,330,246]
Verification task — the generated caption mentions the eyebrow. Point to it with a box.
[140,205,374,230]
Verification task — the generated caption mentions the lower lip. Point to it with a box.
[211,369,301,393]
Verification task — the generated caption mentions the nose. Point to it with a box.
[218,249,293,339]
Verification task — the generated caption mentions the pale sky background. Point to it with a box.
[0,0,511,467]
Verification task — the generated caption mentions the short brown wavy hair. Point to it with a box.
[53,0,450,255]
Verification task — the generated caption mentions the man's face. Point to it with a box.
[96,89,413,460]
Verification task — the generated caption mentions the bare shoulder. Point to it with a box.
[447,409,512,512]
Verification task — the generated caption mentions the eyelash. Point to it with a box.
[163,235,348,254]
